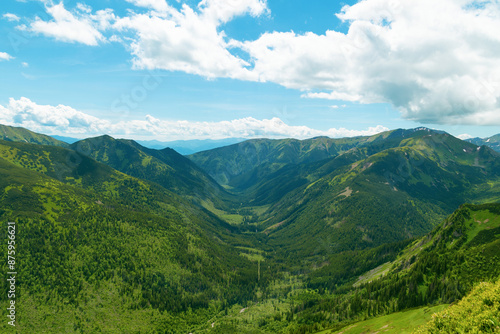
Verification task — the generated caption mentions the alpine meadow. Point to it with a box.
[1,0,500,333]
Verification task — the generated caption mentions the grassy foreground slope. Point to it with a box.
[415,278,500,333]
[323,304,448,334]
[328,276,500,334]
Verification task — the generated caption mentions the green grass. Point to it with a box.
[236,246,264,254]
[317,305,448,334]
[237,246,265,262]
[466,210,500,243]
[240,253,265,262]
[353,261,392,287]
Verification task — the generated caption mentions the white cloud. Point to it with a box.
[25,3,115,46]
[21,62,29,67]
[198,0,268,23]
[0,52,14,61]
[0,97,388,140]
[3,13,21,22]
[457,134,473,140]
[305,92,363,102]
[112,0,266,79]
[240,0,500,125]
[0,97,110,134]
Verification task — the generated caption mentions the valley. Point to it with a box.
[1,124,499,333]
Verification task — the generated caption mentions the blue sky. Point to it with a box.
[0,0,499,140]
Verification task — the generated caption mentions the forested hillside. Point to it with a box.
[195,129,500,264]
[0,139,269,332]
[70,136,232,210]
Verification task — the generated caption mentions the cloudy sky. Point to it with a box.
[0,0,499,141]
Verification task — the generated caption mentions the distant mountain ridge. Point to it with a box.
[188,128,445,190]
[0,124,248,154]
[273,131,498,251]
[466,133,500,153]
[137,137,247,154]
[188,128,500,260]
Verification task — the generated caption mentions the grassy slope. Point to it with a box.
[255,132,500,268]
[322,305,448,334]
[267,203,500,334]
[414,278,500,333]
[0,124,68,147]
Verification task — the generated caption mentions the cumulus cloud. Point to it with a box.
[0,52,14,61]
[240,0,500,125]
[24,2,115,45]
[0,97,110,134]
[112,0,266,79]
[198,0,269,23]
[0,97,388,140]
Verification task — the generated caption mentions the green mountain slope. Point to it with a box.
[0,124,68,147]
[187,128,445,194]
[70,135,231,209]
[188,136,368,190]
[255,130,500,261]
[1,125,500,333]
[0,140,265,333]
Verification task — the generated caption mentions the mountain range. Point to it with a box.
[0,123,498,333]
[50,133,247,154]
